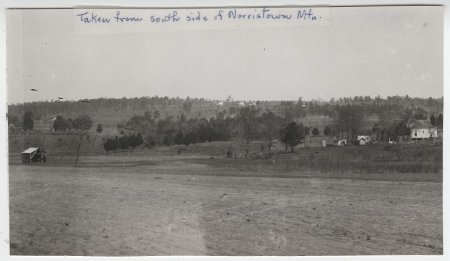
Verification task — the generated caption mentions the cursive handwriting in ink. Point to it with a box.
[227,8,293,20]
[150,11,181,23]
[114,11,143,23]
[297,9,319,20]
[186,11,208,22]
[77,12,111,23]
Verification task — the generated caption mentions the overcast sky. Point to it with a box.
[6,6,443,104]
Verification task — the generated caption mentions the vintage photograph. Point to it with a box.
[6,6,443,256]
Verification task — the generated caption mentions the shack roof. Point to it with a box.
[21,147,44,154]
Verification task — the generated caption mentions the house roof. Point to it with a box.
[410,120,436,130]
[22,147,39,154]
[357,136,369,141]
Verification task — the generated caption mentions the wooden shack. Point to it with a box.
[21,147,47,164]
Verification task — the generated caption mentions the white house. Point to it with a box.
[410,121,438,140]
[357,135,371,145]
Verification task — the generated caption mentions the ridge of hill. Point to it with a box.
[7,95,443,134]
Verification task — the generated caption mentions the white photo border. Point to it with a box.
[0,1,448,261]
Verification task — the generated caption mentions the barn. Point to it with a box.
[21,147,47,164]
[305,136,326,148]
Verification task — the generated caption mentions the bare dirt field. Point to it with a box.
[8,152,442,255]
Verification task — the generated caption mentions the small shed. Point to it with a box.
[337,139,347,146]
[21,147,47,164]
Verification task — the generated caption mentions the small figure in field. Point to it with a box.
[226,150,232,158]
[178,149,181,155]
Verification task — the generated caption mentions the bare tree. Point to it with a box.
[236,106,259,156]
[73,115,93,166]
[336,104,364,144]
[259,111,283,153]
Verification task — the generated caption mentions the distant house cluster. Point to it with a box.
[302,119,441,148]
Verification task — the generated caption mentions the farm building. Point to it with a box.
[410,120,438,140]
[357,135,372,145]
[305,136,326,148]
[337,139,347,146]
[21,147,47,164]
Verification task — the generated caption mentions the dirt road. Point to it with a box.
[8,155,442,255]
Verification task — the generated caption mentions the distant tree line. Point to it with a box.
[8,95,443,126]
[7,96,444,155]
[112,102,443,153]
[116,107,336,153]
[117,111,233,149]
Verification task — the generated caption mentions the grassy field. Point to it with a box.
[8,146,442,256]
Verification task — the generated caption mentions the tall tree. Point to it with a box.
[336,104,364,144]
[118,135,130,151]
[128,134,140,151]
[259,111,283,152]
[236,106,259,155]
[73,115,93,131]
[73,115,93,166]
[53,115,68,131]
[136,133,144,147]
[22,111,34,134]
[430,114,436,126]
[103,138,117,154]
[323,126,331,136]
[395,120,411,140]
[437,113,443,129]
[312,127,320,136]
[279,122,304,152]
